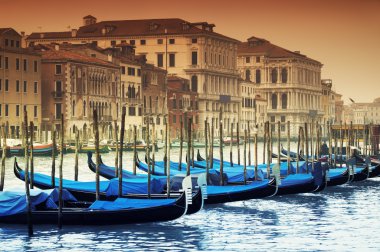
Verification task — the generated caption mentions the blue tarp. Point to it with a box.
[18,169,165,195]
[206,180,269,195]
[279,173,314,188]
[0,188,77,217]
[141,160,207,175]
[89,197,176,210]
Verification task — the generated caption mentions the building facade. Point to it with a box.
[35,44,121,140]
[321,79,336,125]
[26,16,241,138]
[0,28,42,139]
[167,76,199,139]
[237,36,323,135]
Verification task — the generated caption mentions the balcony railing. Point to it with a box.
[51,91,64,98]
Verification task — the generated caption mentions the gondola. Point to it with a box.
[0,179,191,225]
[353,153,380,178]
[196,152,327,195]
[87,153,205,215]
[136,156,278,203]
[9,143,56,157]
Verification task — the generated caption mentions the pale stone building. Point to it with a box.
[237,36,324,135]
[321,79,336,125]
[349,97,380,125]
[26,16,241,138]
[0,28,42,139]
[34,44,121,140]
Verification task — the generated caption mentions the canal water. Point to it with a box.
[0,142,379,251]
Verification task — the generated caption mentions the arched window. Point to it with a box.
[245,69,251,81]
[281,93,287,109]
[255,69,261,83]
[281,68,288,83]
[272,94,277,109]
[191,75,198,92]
[271,68,278,83]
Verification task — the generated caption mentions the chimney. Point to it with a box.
[83,15,97,26]
[294,51,300,54]
[39,33,45,39]
[20,31,25,37]
[101,27,106,35]
[54,44,59,51]
[107,54,112,62]
[71,29,78,37]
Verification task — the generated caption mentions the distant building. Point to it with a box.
[333,92,344,124]
[26,16,241,138]
[349,97,380,125]
[321,79,336,125]
[167,76,199,139]
[0,28,42,139]
[237,36,323,135]
[33,44,120,140]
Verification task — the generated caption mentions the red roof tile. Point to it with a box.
[27,18,239,43]
[238,37,320,64]
[39,46,118,68]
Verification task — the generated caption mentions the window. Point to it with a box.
[0,79,2,91]
[34,106,38,118]
[55,81,62,97]
[157,53,163,67]
[172,98,177,109]
[191,51,198,65]
[83,101,87,117]
[55,64,62,74]
[272,94,277,109]
[16,41,20,48]
[72,100,75,116]
[10,40,14,47]
[169,53,175,67]
[281,93,287,109]
[111,40,116,47]
[271,68,278,83]
[256,56,260,63]
[281,68,288,83]
[34,60,38,72]
[137,69,141,77]
[16,58,20,70]
[5,104,9,117]
[55,103,62,119]
[169,39,175,44]
[23,81,27,92]
[127,67,135,76]
[255,69,261,83]
[5,57,8,69]
[157,39,163,44]
[173,115,176,123]
[32,81,37,94]
[130,40,135,45]
[0,104,1,116]
[245,69,251,81]
[121,66,126,75]
[23,59,27,71]
[140,40,146,45]
[246,57,250,63]
[204,52,207,63]
[5,39,8,46]
[5,79,9,91]
[192,38,197,43]
[16,105,20,117]
[0,55,2,68]
[191,76,198,92]
[16,80,20,92]
[129,106,136,116]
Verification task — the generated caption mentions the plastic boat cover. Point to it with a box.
[89,197,176,210]
[0,188,76,217]
[18,170,165,195]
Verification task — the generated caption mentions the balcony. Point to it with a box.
[101,115,113,122]
[51,91,64,98]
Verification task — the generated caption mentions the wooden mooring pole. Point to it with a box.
[58,114,64,229]
[119,107,126,197]
[23,110,33,236]
[30,122,34,189]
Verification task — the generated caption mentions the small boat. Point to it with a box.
[0,146,11,158]
[87,153,205,215]
[196,153,327,195]
[109,140,153,152]
[353,153,380,178]
[9,143,56,157]
[137,156,278,202]
[0,181,190,225]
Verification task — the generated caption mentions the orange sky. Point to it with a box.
[1,0,379,104]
